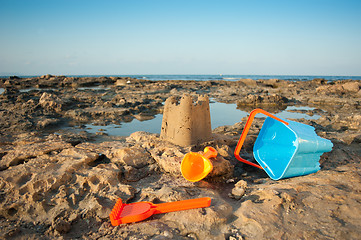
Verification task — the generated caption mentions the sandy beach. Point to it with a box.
[0,76,360,239]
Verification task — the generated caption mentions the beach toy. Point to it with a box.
[181,146,218,182]
[109,197,211,226]
[234,109,333,180]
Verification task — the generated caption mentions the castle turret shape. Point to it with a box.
[161,94,212,146]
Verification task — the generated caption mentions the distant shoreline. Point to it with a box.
[1,74,361,82]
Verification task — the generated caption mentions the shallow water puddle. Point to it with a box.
[19,88,52,93]
[18,86,111,93]
[276,106,320,120]
[83,102,321,136]
[78,86,111,91]
[1,86,110,94]
[85,114,163,137]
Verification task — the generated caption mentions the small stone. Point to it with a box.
[226,179,235,183]
[229,180,248,200]
[235,180,248,189]
[163,230,173,238]
[231,188,246,200]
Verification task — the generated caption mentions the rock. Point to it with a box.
[150,147,184,175]
[239,78,257,87]
[312,78,327,84]
[207,155,234,181]
[36,118,61,129]
[111,95,127,106]
[0,145,136,225]
[39,92,64,113]
[52,218,71,234]
[266,78,280,85]
[216,145,233,158]
[40,74,54,79]
[237,93,289,107]
[133,113,155,121]
[127,131,160,143]
[126,132,184,175]
[235,179,248,188]
[121,165,153,182]
[115,79,128,86]
[316,84,345,94]
[242,94,259,104]
[342,82,360,92]
[258,78,282,88]
[230,188,245,200]
[1,140,72,167]
[263,94,289,104]
[2,87,19,95]
[229,180,248,200]
[56,148,100,165]
[65,107,130,122]
[76,141,129,154]
[108,146,155,168]
[347,115,361,130]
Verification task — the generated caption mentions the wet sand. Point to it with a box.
[0,76,360,239]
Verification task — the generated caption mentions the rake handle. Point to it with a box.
[154,197,211,214]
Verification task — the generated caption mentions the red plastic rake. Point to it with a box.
[110,197,211,226]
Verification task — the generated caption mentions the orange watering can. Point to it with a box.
[180,146,218,182]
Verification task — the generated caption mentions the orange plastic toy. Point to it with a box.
[181,146,218,182]
[234,108,289,169]
[109,197,211,226]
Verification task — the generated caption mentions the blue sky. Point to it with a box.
[0,0,360,76]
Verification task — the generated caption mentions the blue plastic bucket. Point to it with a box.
[253,117,333,180]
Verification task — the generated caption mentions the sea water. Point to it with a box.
[2,74,360,82]
[128,74,360,82]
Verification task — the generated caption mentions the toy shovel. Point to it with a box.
[109,197,211,226]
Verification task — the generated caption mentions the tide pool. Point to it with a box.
[83,102,320,136]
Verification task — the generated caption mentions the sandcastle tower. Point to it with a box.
[161,94,212,146]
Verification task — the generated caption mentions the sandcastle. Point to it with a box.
[161,94,212,146]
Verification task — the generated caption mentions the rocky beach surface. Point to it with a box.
[0,75,360,239]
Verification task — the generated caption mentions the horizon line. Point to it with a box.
[1,73,361,77]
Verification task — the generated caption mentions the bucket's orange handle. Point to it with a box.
[154,197,211,214]
[234,109,289,169]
